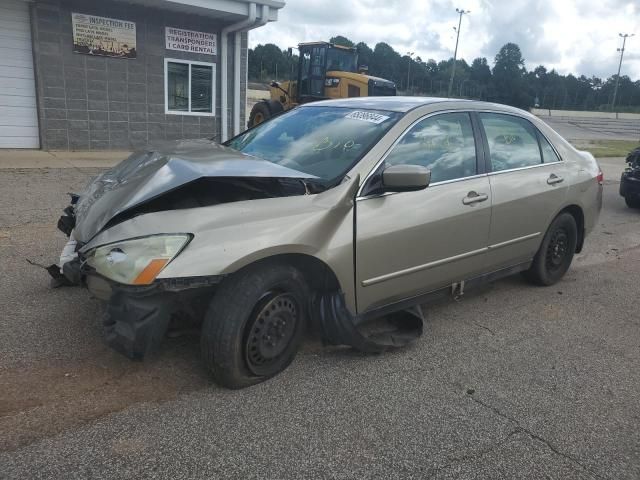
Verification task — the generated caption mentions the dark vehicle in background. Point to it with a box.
[620,147,640,209]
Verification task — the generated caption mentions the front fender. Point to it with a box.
[81,176,361,312]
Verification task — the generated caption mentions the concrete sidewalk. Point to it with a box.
[0,150,130,169]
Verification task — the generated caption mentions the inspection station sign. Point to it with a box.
[72,13,136,58]
[165,27,217,55]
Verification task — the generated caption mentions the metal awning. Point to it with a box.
[124,0,284,22]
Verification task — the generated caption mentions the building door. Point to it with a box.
[0,0,39,148]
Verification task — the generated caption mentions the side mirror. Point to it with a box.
[382,164,431,192]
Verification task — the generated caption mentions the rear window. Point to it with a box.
[538,132,561,163]
[479,113,542,172]
[226,106,401,183]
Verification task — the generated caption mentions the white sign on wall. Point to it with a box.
[165,27,216,55]
[72,13,136,58]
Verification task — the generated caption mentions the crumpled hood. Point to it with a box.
[73,138,317,242]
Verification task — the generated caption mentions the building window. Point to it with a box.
[164,58,215,116]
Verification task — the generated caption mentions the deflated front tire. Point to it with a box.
[200,261,309,389]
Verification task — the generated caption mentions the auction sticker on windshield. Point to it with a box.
[345,111,391,124]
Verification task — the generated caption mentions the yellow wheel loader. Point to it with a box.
[248,41,397,128]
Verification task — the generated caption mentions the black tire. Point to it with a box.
[523,212,578,286]
[624,196,640,209]
[266,99,284,116]
[200,262,308,389]
[248,102,271,128]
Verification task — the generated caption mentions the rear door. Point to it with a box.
[477,112,569,269]
[355,112,492,313]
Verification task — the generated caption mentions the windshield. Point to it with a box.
[225,106,401,184]
[326,48,358,72]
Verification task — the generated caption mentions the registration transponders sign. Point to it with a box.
[345,111,390,124]
[165,27,216,55]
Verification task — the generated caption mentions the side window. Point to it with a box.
[538,132,561,163]
[384,112,477,183]
[479,113,541,172]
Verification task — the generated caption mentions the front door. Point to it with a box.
[356,112,492,313]
[476,113,570,269]
[298,45,326,99]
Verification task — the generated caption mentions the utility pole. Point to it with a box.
[447,8,469,98]
[611,33,634,111]
[406,51,414,94]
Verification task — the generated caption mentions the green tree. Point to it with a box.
[248,36,640,111]
[370,42,402,86]
[329,35,354,48]
[492,43,531,108]
[469,58,491,99]
[355,42,373,70]
[249,43,296,81]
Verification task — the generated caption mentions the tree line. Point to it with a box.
[248,35,640,112]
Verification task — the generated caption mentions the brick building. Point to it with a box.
[0,0,283,149]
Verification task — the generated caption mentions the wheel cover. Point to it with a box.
[545,228,569,271]
[244,292,298,376]
[253,112,264,124]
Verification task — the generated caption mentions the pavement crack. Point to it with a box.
[426,429,519,477]
[469,395,607,480]
[471,320,495,335]
[26,258,50,269]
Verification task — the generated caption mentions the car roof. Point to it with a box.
[305,96,527,115]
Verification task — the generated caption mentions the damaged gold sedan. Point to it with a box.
[52,97,603,388]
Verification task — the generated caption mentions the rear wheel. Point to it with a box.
[200,262,308,389]
[624,196,640,209]
[248,102,271,128]
[523,212,577,286]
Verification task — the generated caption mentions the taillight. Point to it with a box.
[596,171,604,185]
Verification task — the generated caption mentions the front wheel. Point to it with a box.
[200,262,308,389]
[523,212,577,286]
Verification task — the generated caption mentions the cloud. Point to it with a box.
[250,0,640,80]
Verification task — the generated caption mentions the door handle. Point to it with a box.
[547,173,564,185]
[462,191,489,205]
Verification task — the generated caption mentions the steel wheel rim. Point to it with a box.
[546,228,569,271]
[244,292,298,376]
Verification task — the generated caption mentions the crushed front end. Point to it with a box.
[53,202,221,359]
[48,142,318,360]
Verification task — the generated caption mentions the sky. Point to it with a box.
[250,0,640,81]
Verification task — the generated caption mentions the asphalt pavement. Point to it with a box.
[539,117,639,141]
[0,157,639,479]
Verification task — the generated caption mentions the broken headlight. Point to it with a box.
[86,234,192,285]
